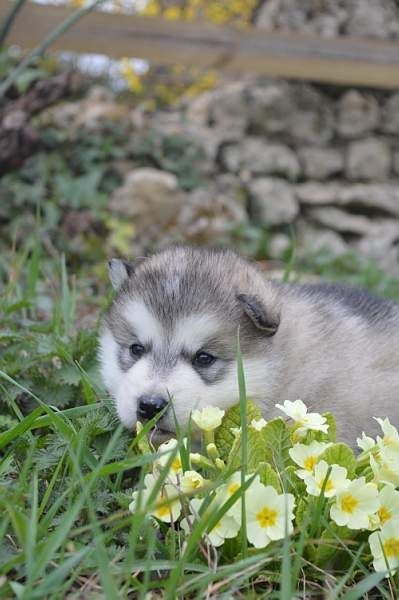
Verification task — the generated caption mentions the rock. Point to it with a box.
[176,184,248,243]
[307,206,373,235]
[193,127,237,163]
[185,90,213,127]
[40,84,129,133]
[248,82,333,144]
[295,182,341,205]
[248,177,299,225]
[268,233,292,259]
[221,138,300,180]
[215,173,244,197]
[297,222,349,257]
[247,83,294,136]
[210,81,249,135]
[256,0,347,37]
[109,167,184,256]
[109,168,182,227]
[381,93,399,134]
[74,86,129,131]
[393,151,399,176]
[355,220,399,277]
[338,183,399,217]
[346,138,391,181]
[337,90,380,138]
[345,0,399,39]
[298,146,343,180]
[295,180,399,217]
[288,84,334,144]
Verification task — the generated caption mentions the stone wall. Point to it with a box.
[43,0,399,275]
[108,77,399,276]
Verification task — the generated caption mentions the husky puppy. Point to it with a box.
[99,245,399,445]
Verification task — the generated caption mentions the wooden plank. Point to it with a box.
[2,1,399,89]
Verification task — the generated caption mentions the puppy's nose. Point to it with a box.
[137,395,168,421]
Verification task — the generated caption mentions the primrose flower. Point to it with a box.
[369,519,399,575]
[375,417,399,453]
[370,484,399,529]
[215,472,260,524]
[303,460,349,498]
[275,399,328,437]
[180,470,207,494]
[154,438,184,483]
[129,474,181,523]
[370,446,399,487]
[357,432,376,452]
[245,483,295,548]
[289,441,332,480]
[181,497,240,547]
[330,478,379,529]
[250,418,267,431]
[192,406,225,432]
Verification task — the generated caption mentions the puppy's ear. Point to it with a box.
[237,293,279,336]
[108,258,134,290]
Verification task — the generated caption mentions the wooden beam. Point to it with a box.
[2,1,399,89]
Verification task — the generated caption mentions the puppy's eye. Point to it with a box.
[193,351,216,367]
[129,343,145,358]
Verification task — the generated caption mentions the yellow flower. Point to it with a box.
[154,438,184,483]
[192,406,225,432]
[289,441,332,480]
[375,417,399,453]
[357,431,376,452]
[369,518,399,575]
[370,484,399,529]
[330,478,379,529]
[120,58,143,94]
[276,400,328,437]
[129,474,181,523]
[215,472,260,524]
[303,460,349,498]
[181,497,240,547]
[245,483,295,548]
[370,446,399,487]
[180,470,206,494]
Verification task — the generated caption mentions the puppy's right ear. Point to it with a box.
[237,293,279,336]
[108,258,134,291]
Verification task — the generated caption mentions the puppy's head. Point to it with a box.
[99,246,281,435]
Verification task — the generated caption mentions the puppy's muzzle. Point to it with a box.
[137,394,168,422]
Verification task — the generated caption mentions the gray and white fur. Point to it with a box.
[99,245,399,445]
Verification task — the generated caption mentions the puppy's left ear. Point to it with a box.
[237,293,279,336]
[108,258,134,291]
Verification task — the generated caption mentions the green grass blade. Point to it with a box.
[30,546,92,598]
[25,469,39,581]
[340,571,388,600]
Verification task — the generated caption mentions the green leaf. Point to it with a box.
[300,412,337,444]
[15,68,47,93]
[54,364,81,386]
[295,498,309,528]
[284,465,306,496]
[323,412,337,442]
[319,443,357,478]
[215,400,262,461]
[258,462,281,492]
[261,418,291,466]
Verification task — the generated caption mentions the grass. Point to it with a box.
[1,236,399,599]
